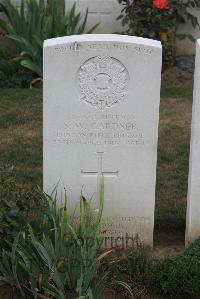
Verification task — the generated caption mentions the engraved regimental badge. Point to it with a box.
[77,56,130,110]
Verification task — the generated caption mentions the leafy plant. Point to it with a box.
[0,51,30,88]
[146,255,200,296]
[0,180,135,298]
[184,238,200,257]
[145,239,200,297]
[0,0,99,77]
[0,180,112,298]
[118,0,200,66]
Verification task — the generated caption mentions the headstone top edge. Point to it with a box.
[43,34,162,49]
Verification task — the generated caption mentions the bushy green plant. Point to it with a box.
[0,51,29,87]
[118,0,200,66]
[0,181,112,298]
[184,238,200,257]
[147,256,200,296]
[145,241,200,297]
[0,0,99,77]
[0,165,46,250]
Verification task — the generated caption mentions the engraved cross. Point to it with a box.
[81,152,118,201]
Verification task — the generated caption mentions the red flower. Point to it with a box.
[153,0,168,9]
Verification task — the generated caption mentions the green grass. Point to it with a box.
[161,86,193,98]
[0,87,192,226]
[0,88,42,187]
[156,87,192,226]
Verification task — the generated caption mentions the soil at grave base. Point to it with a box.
[162,65,193,86]
[153,225,185,259]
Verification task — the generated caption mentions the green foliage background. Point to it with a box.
[118,0,200,64]
[0,0,99,77]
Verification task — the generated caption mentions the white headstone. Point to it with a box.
[186,39,200,244]
[43,34,162,247]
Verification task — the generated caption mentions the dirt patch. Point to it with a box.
[153,226,185,259]
[162,66,194,86]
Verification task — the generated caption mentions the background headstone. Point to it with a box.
[186,39,200,244]
[43,34,162,247]
[65,0,122,34]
